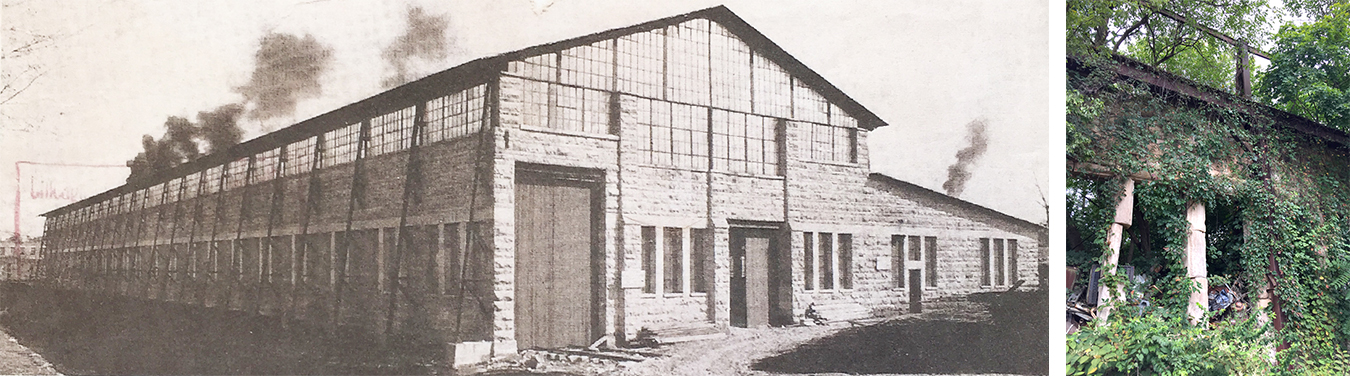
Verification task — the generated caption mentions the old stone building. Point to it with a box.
[37,6,1043,362]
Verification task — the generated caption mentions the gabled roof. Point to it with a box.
[45,5,889,217]
[867,173,1046,240]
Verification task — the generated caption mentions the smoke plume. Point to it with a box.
[381,7,451,88]
[237,32,334,121]
[942,118,990,197]
[197,103,245,154]
[127,31,330,183]
[125,104,246,183]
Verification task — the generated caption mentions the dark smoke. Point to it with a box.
[128,31,328,183]
[236,32,334,121]
[125,104,246,183]
[127,135,178,183]
[381,6,451,88]
[197,103,245,154]
[942,118,989,197]
[163,116,201,160]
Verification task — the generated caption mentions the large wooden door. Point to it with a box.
[515,171,598,349]
[730,227,786,328]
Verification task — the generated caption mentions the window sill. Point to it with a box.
[516,125,618,141]
[710,170,786,180]
[631,163,708,174]
[795,159,861,168]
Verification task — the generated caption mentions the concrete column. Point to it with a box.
[1185,201,1208,324]
[1097,179,1133,321]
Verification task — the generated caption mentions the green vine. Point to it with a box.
[1068,47,1350,373]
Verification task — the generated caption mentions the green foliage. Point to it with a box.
[1126,36,1237,93]
[1283,0,1344,19]
[1067,308,1272,375]
[1068,44,1350,371]
[1258,3,1350,132]
[1068,0,1274,61]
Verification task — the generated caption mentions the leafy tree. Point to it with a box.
[1284,0,1345,19]
[1257,3,1350,132]
[1069,0,1274,91]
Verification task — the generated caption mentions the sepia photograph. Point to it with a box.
[2,1,1049,374]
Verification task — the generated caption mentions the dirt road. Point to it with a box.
[0,325,59,375]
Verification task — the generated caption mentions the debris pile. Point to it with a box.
[473,346,662,375]
[1066,265,1256,333]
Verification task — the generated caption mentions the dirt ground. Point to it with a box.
[0,324,59,375]
[1,281,1046,375]
[478,291,1048,376]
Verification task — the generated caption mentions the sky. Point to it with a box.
[0,0,1050,238]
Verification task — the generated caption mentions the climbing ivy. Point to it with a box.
[1067,46,1350,373]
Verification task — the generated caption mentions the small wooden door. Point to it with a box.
[908,271,923,313]
[515,170,599,349]
[731,227,787,327]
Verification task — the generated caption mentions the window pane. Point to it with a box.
[804,232,815,290]
[752,53,792,118]
[925,236,937,287]
[819,232,833,290]
[994,239,1006,286]
[425,85,487,143]
[618,29,664,98]
[891,235,904,289]
[664,227,683,293]
[642,226,656,294]
[980,238,991,286]
[908,235,921,261]
[838,234,852,289]
[710,22,751,112]
[666,19,710,105]
[692,228,710,293]
[560,40,613,90]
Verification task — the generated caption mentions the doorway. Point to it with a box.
[513,165,603,349]
[729,226,791,327]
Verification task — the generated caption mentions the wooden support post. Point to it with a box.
[234,156,257,309]
[1185,201,1208,324]
[454,79,497,346]
[1097,179,1134,321]
[386,102,427,339]
[207,164,229,306]
[334,120,371,336]
[1236,43,1252,99]
[263,146,288,316]
[167,176,189,301]
[294,134,325,317]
